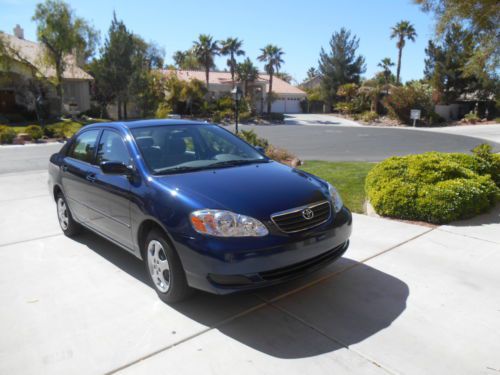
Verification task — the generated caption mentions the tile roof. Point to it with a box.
[162,69,306,95]
[0,32,93,80]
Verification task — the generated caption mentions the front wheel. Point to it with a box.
[144,229,192,303]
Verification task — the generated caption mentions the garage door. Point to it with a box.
[271,97,302,113]
[285,97,302,113]
[271,100,286,113]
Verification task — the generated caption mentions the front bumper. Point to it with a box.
[174,206,352,294]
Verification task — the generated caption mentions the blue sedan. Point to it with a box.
[48,120,352,302]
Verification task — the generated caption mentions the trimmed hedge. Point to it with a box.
[25,125,43,141]
[0,125,17,144]
[366,149,499,224]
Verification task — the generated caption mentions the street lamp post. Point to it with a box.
[231,86,242,134]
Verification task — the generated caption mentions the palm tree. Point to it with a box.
[236,57,259,95]
[257,44,285,113]
[220,37,245,85]
[390,21,417,84]
[193,34,219,91]
[377,57,395,84]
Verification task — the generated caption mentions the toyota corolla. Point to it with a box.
[48,120,352,302]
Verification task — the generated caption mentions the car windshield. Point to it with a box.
[131,124,268,175]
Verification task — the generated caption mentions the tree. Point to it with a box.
[318,28,366,108]
[415,0,499,77]
[275,72,293,84]
[236,57,259,95]
[87,58,115,117]
[128,37,165,117]
[220,37,245,85]
[390,20,417,84]
[306,67,318,80]
[377,57,395,84]
[99,13,134,119]
[424,23,477,103]
[32,0,98,109]
[172,49,203,70]
[193,34,219,91]
[258,44,284,113]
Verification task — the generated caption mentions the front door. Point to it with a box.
[86,130,133,249]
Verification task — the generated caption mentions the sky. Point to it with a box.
[0,0,437,84]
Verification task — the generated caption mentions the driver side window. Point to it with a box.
[96,130,130,165]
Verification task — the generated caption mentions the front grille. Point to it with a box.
[271,201,331,233]
[259,241,348,281]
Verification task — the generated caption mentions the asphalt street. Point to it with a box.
[2,125,499,175]
[244,124,500,161]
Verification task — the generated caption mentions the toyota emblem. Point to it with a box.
[302,208,314,220]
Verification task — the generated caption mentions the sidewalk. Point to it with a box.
[0,171,499,375]
[416,124,500,144]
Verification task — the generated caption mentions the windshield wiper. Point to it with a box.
[154,166,206,175]
[208,159,269,169]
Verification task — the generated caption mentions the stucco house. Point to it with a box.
[164,69,306,114]
[0,25,92,118]
[300,75,322,91]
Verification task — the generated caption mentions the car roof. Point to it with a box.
[83,119,210,131]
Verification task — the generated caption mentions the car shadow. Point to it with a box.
[74,230,409,359]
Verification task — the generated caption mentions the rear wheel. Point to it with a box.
[56,192,81,237]
[144,229,192,303]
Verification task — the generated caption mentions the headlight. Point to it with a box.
[190,209,269,237]
[327,183,343,212]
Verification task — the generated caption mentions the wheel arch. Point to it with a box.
[136,218,176,260]
[53,184,63,201]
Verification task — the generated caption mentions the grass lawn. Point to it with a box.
[300,160,375,213]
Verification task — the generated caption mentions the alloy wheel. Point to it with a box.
[147,240,170,293]
[57,198,69,230]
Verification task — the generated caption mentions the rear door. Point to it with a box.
[61,129,101,224]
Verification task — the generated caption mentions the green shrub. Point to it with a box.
[360,111,378,123]
[238,129,269,149]
[25,125,43,141]
[211,111,223,123]
[471,144,500,186]
[0,126,17,144]
[334,101,356,114]
[463,111,480,124]
[365,152,499,224]
[239,111,253,122]
[383,83,433,125]
[43,126,56,138]
[155,103,172,118]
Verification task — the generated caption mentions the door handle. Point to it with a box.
[86,173,96,183]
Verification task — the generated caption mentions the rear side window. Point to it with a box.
[68,130,100,163]
[96,130,130,165]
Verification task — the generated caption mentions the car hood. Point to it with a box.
[154,161,329,219]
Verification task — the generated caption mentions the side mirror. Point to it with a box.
[100,161,132,175]
[255,146,266,154]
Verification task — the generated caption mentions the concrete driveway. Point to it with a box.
[284,113,362,127]
[0,169,499,375]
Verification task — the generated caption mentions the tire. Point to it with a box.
[56,192,81,237]
[144,229,192,303]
